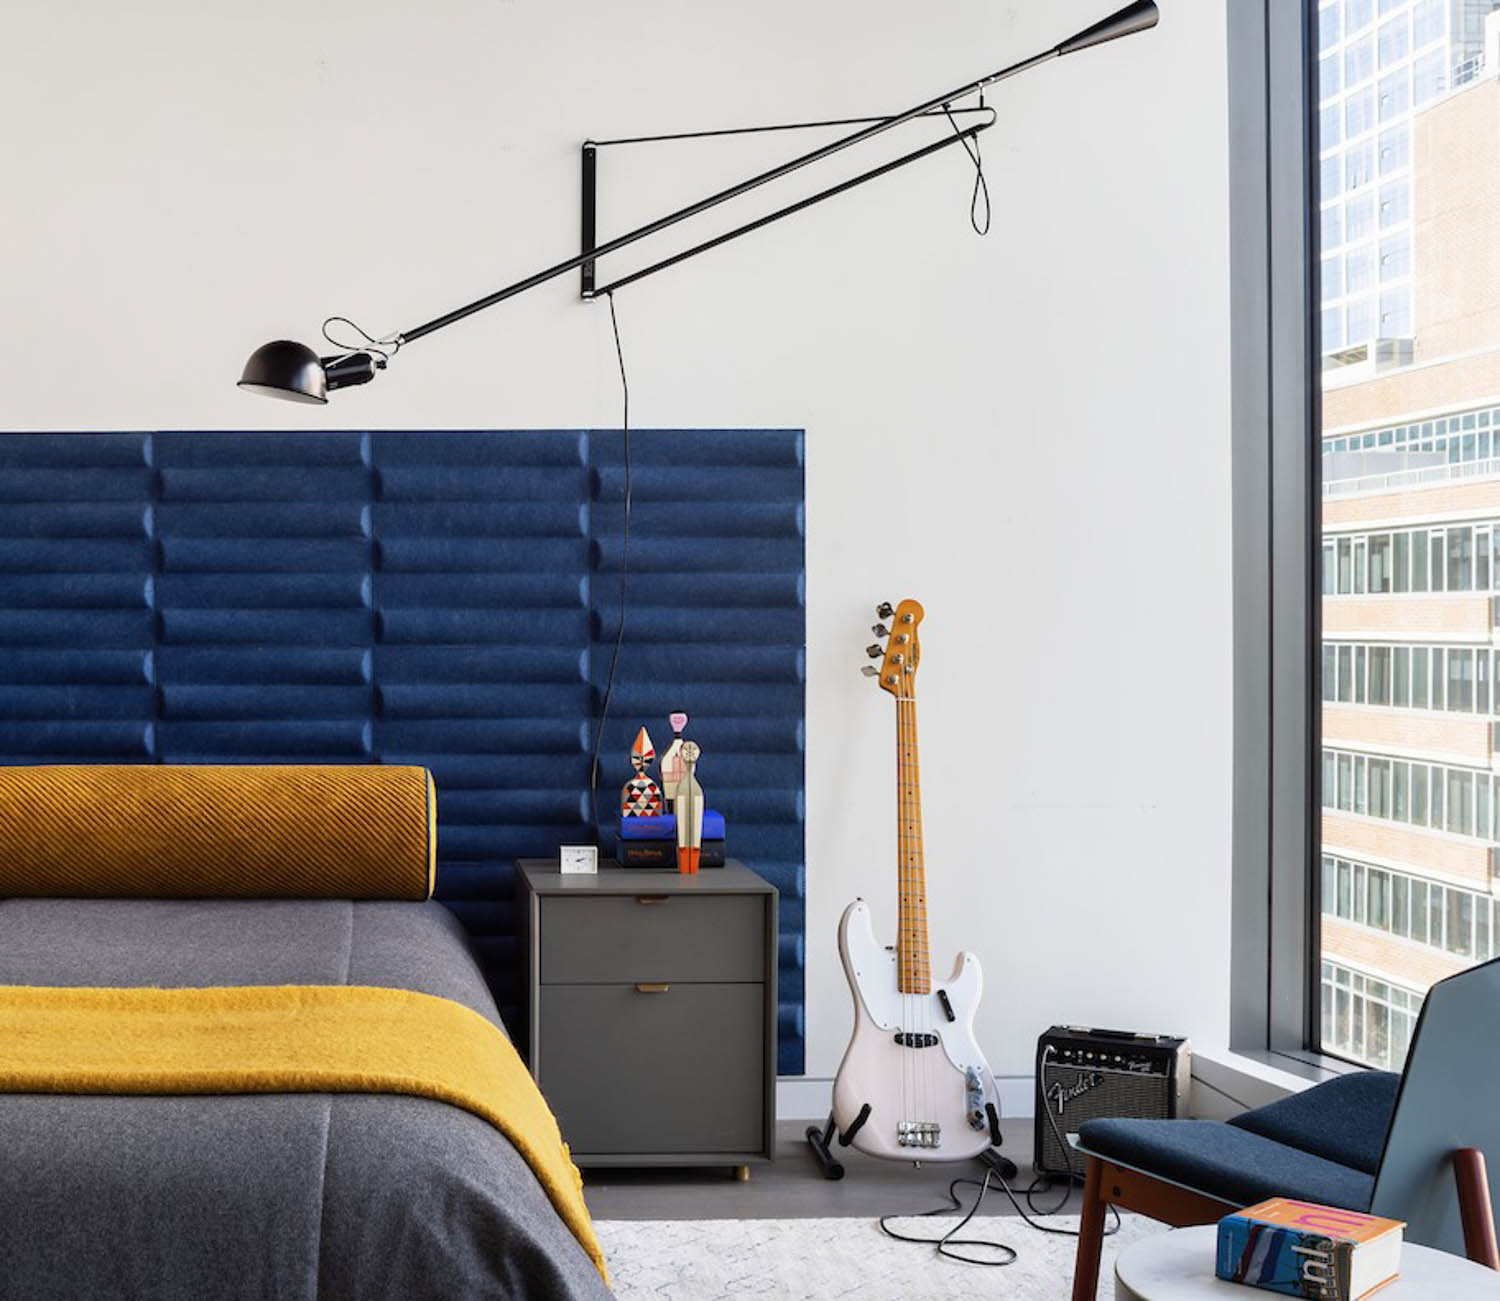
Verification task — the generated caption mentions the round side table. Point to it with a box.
[1115,1224,1500,1299]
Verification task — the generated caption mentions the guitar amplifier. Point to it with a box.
[1033,1026,1190,1177]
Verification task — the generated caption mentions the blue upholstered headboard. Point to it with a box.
[0,429,806,1072]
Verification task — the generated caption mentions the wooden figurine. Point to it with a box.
[672,740,704,874]
[620,726,664,818]
[658,711,688,810]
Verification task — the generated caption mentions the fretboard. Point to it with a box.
[895,695,930,994]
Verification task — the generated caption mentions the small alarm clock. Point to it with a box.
[558,845,598,875]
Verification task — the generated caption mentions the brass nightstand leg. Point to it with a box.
[734,1165,751,1182]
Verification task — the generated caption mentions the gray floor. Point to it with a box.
[582,1118,1090,1220]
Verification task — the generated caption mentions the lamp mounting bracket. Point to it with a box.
[577,106,996,300]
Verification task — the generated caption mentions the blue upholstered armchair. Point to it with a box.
[1068,956,1500,1299]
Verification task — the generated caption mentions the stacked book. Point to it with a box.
[1216,1197,1404,1300]
[616,811,726,869]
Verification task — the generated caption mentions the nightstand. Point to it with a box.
[517,859,778,1175]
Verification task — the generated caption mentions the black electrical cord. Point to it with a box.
[877,1065,1119,1268]
[942,97,991,236]
[1012,1045,1125,1228]
[879,1169,1017,1266]
[320,314,402,364]
[587,291,632,841]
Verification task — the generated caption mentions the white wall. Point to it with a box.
[0,1,1233,1089]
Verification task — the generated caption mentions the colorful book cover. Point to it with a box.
[615,838,726,868]
[1216,1198,1404,1300]
[618,811,726,840]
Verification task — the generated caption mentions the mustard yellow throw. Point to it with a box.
[0,983,607,1283]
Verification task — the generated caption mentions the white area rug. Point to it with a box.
[596,1212,1157,1300]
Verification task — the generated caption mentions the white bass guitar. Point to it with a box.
[829,598,1002,1164]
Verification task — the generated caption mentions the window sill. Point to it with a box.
[1191,1046,1361,1118]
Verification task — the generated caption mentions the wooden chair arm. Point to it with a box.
[1454,1147,1499,1270]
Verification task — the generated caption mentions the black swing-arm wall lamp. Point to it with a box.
[238,0,1158,404]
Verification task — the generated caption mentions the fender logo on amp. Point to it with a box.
[1046,1071,1104,1113]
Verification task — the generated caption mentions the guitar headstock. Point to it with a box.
[861,598,924,697]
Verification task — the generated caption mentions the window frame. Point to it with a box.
[1229,0,1344,1072]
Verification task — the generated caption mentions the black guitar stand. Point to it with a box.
[979,1147,1020,1181]
[805,1103,869,1180]
[805,1103,1018,1181]
[805,1116,845,1180]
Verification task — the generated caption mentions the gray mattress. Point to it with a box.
[0,898,614,1301]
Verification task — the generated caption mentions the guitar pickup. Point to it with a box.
[965,1066,987,1131]
[893,1032,939,1048]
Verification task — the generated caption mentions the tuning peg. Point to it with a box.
[876,602,895,619]
[872,623,890,638]
[866,643,884,659]
[861,665,880,677]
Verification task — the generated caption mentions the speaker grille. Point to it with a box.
[1036,1064,1171,1176]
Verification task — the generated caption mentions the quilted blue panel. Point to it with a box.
[590,431,806,1071]
[0,430,806,1073]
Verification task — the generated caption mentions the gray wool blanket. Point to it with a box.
[0,898,614,1301]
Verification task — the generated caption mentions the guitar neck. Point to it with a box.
[895,694,931,995]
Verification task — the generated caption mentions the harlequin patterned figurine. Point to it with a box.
[620,726,664,818]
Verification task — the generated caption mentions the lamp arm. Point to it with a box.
[588,121,991,299]
[395,0,1157,346]
[400,54,1048,344]
[238,0,1157,400]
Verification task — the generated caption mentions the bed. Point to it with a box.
[0,768,613,1300]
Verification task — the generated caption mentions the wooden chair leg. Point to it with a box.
[1454,1148,1500,1269]
[1071,1156,1108,1301]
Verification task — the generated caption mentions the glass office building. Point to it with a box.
[1317,0,1494,365]
[1317,0,1500,1069]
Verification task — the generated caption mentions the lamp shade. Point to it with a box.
[1055,0,1158,56]
[237,340,328,404]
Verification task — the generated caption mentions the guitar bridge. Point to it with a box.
[897,1121,940,1149]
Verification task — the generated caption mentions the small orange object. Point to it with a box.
[673,741,704,874]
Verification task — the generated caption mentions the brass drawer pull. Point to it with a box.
[635,895,670,905]
[634,982,671,994]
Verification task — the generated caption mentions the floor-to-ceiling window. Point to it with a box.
[1316,0,1500,1070]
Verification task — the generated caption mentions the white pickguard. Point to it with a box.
[831,898,1000,1162]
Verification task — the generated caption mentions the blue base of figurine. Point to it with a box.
[618,810,726,840]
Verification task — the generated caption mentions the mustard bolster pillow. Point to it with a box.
[0,765,435,900]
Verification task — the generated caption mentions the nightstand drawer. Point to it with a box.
[537,982,765,1155]
[538,893,763,984]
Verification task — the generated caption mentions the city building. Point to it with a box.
[1320,0,1500,1067]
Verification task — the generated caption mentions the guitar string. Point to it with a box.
[907,694,923,1140]
[899,688,908,1134]
[900,693,912,1128]
[901,693,919,1137]
[904,690,919,1135]
[912,696,924,1134]
[896,681,911,1136]
[909,693,932,1142]
[912,693,924,1140]
[900,691,928,1142]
